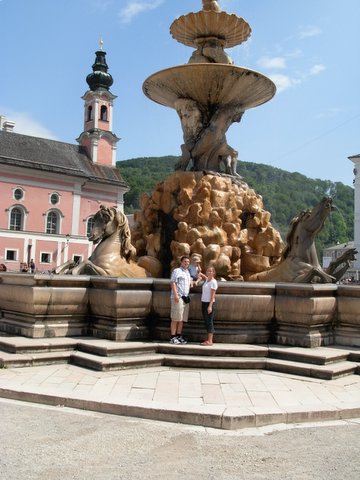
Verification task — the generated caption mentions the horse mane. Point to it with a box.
[282,210,311,259]
[100,205,137,263]
[112,207,137,263]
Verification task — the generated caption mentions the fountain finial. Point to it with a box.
[202,0,221,12]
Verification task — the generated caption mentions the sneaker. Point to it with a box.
[170,336,181,344]
[177,335,187,344]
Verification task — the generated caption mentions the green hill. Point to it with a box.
[117,156,354,253]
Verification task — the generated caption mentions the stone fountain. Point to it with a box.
[134,0,283,279]
[1,1,359,349]
[143,0,275,175]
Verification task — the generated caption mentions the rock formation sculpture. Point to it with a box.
[131,172,283,279]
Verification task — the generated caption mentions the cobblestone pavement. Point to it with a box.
[1,398,360,480]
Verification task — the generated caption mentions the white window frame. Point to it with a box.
[40,252,52,264]
[45,209,63,235]
[5,248,19,262]
[8,205,27,231]
[49,192,61,206]
[86,216,95,237]
[73,255,83,264]
[13,187,25,201]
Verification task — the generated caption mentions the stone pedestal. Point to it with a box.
[275,284,337,347]
[0,274,89,338]
[336,285,360,346]
[89,277,153,341]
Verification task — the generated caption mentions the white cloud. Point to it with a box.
[298,25,322,39]
[269,64,325,94]
[257,56,286,69]
[1,109,58,140]
[315,107,344,119]
[119,0,163,24]
[268,74,295,93]
[308,64,326,76]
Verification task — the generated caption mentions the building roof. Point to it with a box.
[323,241,354,252]
[0,130,128,188]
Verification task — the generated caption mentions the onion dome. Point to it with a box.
[86,50,113,91]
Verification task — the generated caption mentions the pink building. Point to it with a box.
[0,48,128,272]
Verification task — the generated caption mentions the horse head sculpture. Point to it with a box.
[88,205,137,262]
[246,197,337,283]
[282,196,335,264]
[54,205,162,278]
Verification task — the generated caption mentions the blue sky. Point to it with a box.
[1,0,359,187]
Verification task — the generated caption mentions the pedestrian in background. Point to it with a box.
[30,259,36,273]
[188,254,202,285]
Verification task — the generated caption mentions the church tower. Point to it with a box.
[77,43,120,166]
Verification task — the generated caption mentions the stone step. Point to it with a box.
[70,351,164,372]
[0,337,358,380]
[347,350,360,363]
[163,354,266,370]
[76,340,158,357]
[268,346,349,366]
[162,355,358,380]
[266,358,358,380]
[157,343,268,357]
[0,350,72,368]
[0,336,80,354]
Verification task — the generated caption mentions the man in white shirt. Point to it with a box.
[169,256,193,344]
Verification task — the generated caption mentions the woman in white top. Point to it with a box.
[199,266,218,346]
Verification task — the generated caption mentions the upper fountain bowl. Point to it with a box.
[170,10,251,48]
[143,64,276,111]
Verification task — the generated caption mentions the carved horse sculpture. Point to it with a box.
[325,247,358,282]
[246,197,337,283]
[55,206,162,278]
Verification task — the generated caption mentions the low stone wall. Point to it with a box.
[0,273,360,347]
[275,284,337,348]
[0,274,89,338]
[89,277,153,341]
[336,285,360,347]
[152,280,275,343]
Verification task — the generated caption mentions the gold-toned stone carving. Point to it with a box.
[131,171,283,280]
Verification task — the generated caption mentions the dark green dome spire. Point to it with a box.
[86,49,113,91]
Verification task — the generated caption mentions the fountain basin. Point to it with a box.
[2,274,360,348]
[170,11,251,48]
[143,64,276,110]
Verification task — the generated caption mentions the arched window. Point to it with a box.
[100,105,108,121]
[87,216,95,237]
[10,207,23,231]
[87,105,93,121]
[46,211,60,234]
